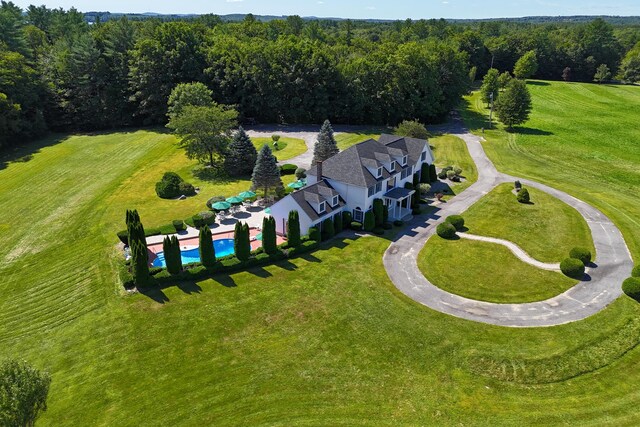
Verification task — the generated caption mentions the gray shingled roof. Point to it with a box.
[290,180,345,222]
[384,187,414,200]
[307,137,427,188]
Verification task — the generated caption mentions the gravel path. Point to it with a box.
[383,119,634,327]
[457,232,561,271]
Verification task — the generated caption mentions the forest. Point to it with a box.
[1,1,640,149]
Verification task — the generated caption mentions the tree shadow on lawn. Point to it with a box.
[512,126,554,136]
[137,285,170,304]
[526,81,550,86]
[0,133,70,171]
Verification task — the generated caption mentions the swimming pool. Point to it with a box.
[152,238,235,268]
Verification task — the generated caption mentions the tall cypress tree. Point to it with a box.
[234,221,251,261]
[164,236,182,275]
[131,240,150,286]
[251,144,284,198]
[262,216,277,255]
[225,126,258,177]
[312,119,339,165]
[334,213,343,234]
[287,210,301,247]
[373,198,384,227]
[199,226,216,268]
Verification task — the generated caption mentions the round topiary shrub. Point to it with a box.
[155,179,180,199]
[280,164,298,175]
[172,220,185,231]
[436,222,457,239]
[350,221,363,231]
[569,247,592,265]
[295,167,307,180]
[622,277,640,301]
[198,211,216,226]
[632,265,640,278]
[560,258,585,279]
[445,215,465,231]
[178,182,196,196]
[437,170,447,180]
[517,188,530,204]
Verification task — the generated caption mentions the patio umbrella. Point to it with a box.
[225,196,245,204]
[238,191,256,199]
[211,201,231,211]
[255,232,263,241]
[287,181,305,189]
[264,207,271,215]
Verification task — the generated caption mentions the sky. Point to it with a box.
[9,0,640,20]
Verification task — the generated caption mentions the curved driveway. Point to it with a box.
[383,122,634,327]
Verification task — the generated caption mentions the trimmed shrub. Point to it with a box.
[373,199,384,227]
[321,218,335,240]
[569,247,592,265]
[199,226,216,268]
[419,183,431,196]
[363,211,375,232]
[373,227,385,235]
[622,277,640,301]
[436,222,457,239]
[172,220,185,231]
[437,170,448,180]
[164,235,182,275]
[287,210,301,247]
[333,213,343,234]
[295,168,307,179]
[206,196,225,208]
[342,211,352,228]
[155,172,186,199]
[632,265,640,278]
[178,182,196,196]
[117,230,128,245]
[393,220,404,227]
[429,164,437,182]
[279,164,298,175]
[560,258,585,279]
[309,227,321,242]
[234,222,251,262]
[351,221,363,231]
[420,163,430,183]
[446,170,457,181]
[514,180,522,190]
[262,216,277,255]
[445,215,465,231]
[517,188,530,203]
[413,172,420,188]
[453,166,463,176]
[199,211,216,225]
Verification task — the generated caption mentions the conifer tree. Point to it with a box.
[225,126,258,177]
[286,210,301,247]
[363,211,375,232]
[251,144,284,198]
[429,164,437,182]
[164,236,182,275]
[234,222,251,261]
[199,226,216,268]
[334,213,343,234]
[373,199,384,227]
[420,163,430,183]
[262,216,277,255]
[312,119,339,165]
[131,240,149,286]
[322,218,335,240]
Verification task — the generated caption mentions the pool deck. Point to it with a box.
[147,228,286,266]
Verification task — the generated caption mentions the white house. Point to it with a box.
[269,134,435,236]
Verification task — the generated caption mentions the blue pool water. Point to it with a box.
[152,238,235,268]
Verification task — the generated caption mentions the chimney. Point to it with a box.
[317,161,323,179]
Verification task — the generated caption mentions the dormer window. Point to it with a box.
[401,156,408,166]
[421,151,427,162]
[318,201,326,213]
[390,161,396,171]
[377,167,383,178]
[332,196,338,207]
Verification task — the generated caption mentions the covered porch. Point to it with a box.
[383,187,414,220]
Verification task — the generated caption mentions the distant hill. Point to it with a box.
[82,12,640,26]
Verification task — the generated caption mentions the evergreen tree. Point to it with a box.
[131,240,149,286]
[312,119,339,165]
[262,216,277,255]
[234,222,251,261]
[420,163,430,183]
[363,211,375,232]
[412,172,420,189]
[199,226,216,268]
[429,164,438,183]
[225,126,258,177]
[373,199,384,227]
[286,210,301,247]
[163,236,182,275]
[251,144,284,197]
[513,50,538,79]
[334,213,343,234]
[480,68,500,104]
[495,79,532,130]
[321,218,335,240]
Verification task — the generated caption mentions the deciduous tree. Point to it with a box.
[495,79,532,130]
[0,359,51,427]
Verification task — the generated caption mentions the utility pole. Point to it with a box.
[489,92,494,129]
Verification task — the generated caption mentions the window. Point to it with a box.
[375,182,382,194]
[390,161,396,171]
[368,186,375,197]
[376,167,383,178]
[401,167,413,180]
[421,151,427,162]
[353,208,363,222]
[332,195,338,206]
[402,156,408,166]
[318,202,326,213]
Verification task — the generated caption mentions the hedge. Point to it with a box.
[622,277,640,301]
[560,258,585,279]
[280,164,298,175]
[445,215,465,231]
[436,222,457,239]
[632,265,640,278]
[569,247,592,265]
[363,211,375,232]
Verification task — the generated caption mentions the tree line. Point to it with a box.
[1,2,640,149]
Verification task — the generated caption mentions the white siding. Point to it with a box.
[270,196,313,235]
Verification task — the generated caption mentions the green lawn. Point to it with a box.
[419,237,577,303]
[1,112,640,425]
[429,134,478,196]
[461,183,594,262]
[335,132,381,150]
[252,136,306,162]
